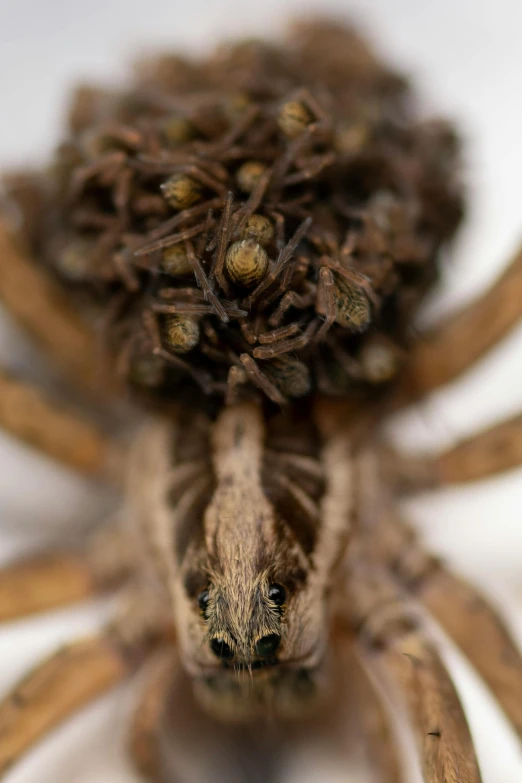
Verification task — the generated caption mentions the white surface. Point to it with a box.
[0,1,522,780]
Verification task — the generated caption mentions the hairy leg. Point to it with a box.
[0,367,123,479]
[349,564,482,783]
[0,586,171,778]
[394,239,522,405]
[348,645,402,783]
[358,441,522,741]
[128,648,178,782]
[0,522,135,622]
[422,568,522,738]
[381,410,522,494]
[0,218,116,397]
[0,637,128,778]
[378,517,522,739]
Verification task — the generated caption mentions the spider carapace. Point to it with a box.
[0,17,522,783]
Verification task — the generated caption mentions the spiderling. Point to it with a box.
[6,19,463,409]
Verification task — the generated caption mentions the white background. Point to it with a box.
[0,1,522,781]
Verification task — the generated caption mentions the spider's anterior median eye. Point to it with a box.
[210,637,234,660]
[268,583,286,606]
[255,633,281,658]
[198,589,210,617]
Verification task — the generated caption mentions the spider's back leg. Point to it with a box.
[394,239,522,407]
[383,411,522,492]
[0,366,124,480]
[0,217,116,398]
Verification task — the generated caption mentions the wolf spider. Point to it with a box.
[0,214,522,783]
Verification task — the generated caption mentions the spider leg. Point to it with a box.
[381,516,522,739]
[315,266,336,342]
[422,567,522,739]
[348,645,402,783]
[394,239,522,407]
[267,285,315,328]
[0,367,124,480]
[384,411,522,493]
[239,354,286,404]
[0,218,116,396]
[350,565,482,783]
[252,319,318,360]
[0,522,135,623]
[0,586,171,778]
[128,647,178,782]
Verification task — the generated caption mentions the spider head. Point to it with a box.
[170,437,330,716]
[175,530,330,719]
[175,497,329,680]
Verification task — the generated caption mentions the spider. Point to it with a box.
[0,214,522,781]
[1,17,522,783]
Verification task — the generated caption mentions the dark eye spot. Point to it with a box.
[210,637,234,660]
[198,589,210,617]
[255,633,281,658]
[268,584,286,606]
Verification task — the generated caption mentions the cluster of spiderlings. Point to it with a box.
[9,19,463,408]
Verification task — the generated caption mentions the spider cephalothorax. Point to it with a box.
[2,15,522,783]
[128,402,339,721]
[7,19,463,409]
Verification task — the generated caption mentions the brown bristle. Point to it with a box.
[6,19,464,406]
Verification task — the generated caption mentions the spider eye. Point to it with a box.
[268,583,286,606]
[210,637,234,660]
[255,633,281,658]
[198,589,210,617]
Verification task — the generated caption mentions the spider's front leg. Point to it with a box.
[345,641,402,783]
[0,521,135,621]
[377,515,522,740]
[347,562,482,783]
[128,648,179,781]
[0,585,174,778]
